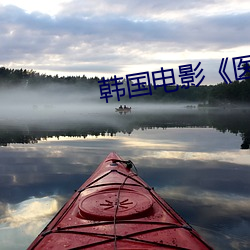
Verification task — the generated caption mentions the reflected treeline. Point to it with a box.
[0,109,250,149]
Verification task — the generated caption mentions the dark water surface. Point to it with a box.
[0,106,250,249]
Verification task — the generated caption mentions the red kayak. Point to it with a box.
[28,152,213,249]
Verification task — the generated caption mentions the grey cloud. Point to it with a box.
[1,4,249,51]
[0,3,249,79]
[38,64,121,73]
[187,13,250,49]
[59,0,218,18]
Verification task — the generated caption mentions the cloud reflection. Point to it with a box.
[156,186,250,249]
[0,127,249,249]
[0,196,62,249]
[153,150,250,166]
[157,186,250,216]
[0,196,59,229]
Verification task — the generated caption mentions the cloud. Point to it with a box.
[1,4,249,48]
[0,1,250,83]
[58,0,231,19]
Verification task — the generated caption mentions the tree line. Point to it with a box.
[0,108,249,148]
[0,67,100,89]
[0,66,250,104]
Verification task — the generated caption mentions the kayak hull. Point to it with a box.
[28,152,213,249]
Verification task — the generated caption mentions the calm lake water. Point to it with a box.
[0,104,250,249]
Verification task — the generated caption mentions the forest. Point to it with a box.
[0,66,249,149]
[0,66,250,105]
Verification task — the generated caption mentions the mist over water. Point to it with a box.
[0,84,200,126]
[0,85,110,122]
[0,84,249,148]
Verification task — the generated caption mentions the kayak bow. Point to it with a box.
[28,152,213,249]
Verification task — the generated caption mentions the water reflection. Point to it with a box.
[0,110,250,249]
[0,107,250,149]
[0,196,62,250]
[1,196,59,228]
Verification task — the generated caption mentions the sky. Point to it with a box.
[0,0,250,84]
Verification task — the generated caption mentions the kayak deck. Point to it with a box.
[28,152,213,249]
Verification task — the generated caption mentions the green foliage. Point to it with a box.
[0,66,250,104]
[0,67,100,89]
[209,63,250,104]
